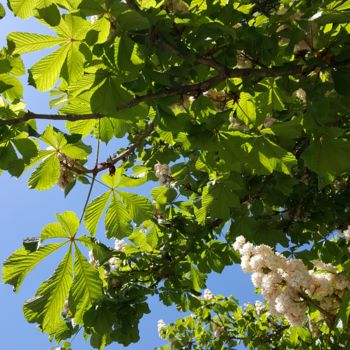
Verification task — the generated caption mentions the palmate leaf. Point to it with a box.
[2,242,67,291]
[23,246,73,333]
[28,153,60,190]
[69,244,103,324]
[84,191,111,236]
[117,190,152,224]
[105,192,132,239]
[10,15,90,90]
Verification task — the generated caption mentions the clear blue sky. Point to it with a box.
[0,4,258,349]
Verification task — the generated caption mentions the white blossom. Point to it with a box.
[342,226,350,240]
[114,239,126,252]
[157,319,166,338]
[109,257,118,272]
[240,255,253,273]
[232,235,246,251]
[284,259,311,290]
[203,288,214,301]
[255,300,265,315]
[241,242,255,256]
[251,272,264,288]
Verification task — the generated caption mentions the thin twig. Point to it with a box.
[79,120,101,223]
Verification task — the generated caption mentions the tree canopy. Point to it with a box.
[2,0,350,348]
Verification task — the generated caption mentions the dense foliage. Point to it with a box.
[1,0,350,348]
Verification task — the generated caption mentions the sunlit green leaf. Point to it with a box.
[2,243,67,291]
[28,154,60,190]
[23,247,73,333]
[69,245,103,323]
[84,191,111,236]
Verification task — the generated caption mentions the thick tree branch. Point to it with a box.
[0,63,317,127]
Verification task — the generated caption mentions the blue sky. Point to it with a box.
[0,4,259,349]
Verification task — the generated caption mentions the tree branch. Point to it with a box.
[87,121,154,174]
[0,63,316,127]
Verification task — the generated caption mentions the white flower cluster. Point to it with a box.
[115,239,126,252]
[342,226,350,241]
[203,288,214,301]
[109,257,118,272]
[154,163,171,186]
[233,236,350,327]
[255,300,265,315]
[157,319,167,338]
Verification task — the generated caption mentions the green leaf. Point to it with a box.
[116,10,150,31]
[41,222,71,241]
[2,243,66,291]
[118,174,147,188]
[56,211,79,237]
[0,3,6,19]
[302,136,350,182]
[336,289,350,327]
[35,0,61,26]
[101,170,123,189]
[332,66,350,96]
[105,193,132,239]
[28,154,60,190]
[64,41,84,83]
[236,92,256,125]
[247,137,297,175]
[41,125,67,149]
[29,44,70,91]
[84,191,111,236]
[91,77,133,114]
[151,186,177,205]
[189,265,204,292]
[61,143,90,159]
[0,74,23,101]
[12,137,38,160]
[114,35,143,72]
[66,119,96,136]
[69,245,102,323]
[117,190,153,224]
[8,32,65,54]
[8,0,36,18]
[23,247,73,333]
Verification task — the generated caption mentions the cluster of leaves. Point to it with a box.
[1,0,350,348]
